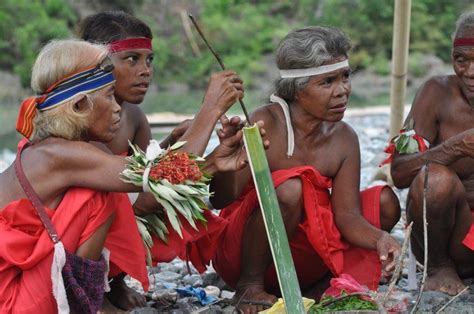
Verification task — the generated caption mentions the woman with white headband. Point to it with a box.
[210,26,402,313]
[0,39,259,314]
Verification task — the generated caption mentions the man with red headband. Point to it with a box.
[78,11,244,310]
[391,12,474,295]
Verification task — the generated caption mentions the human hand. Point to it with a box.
[376,231,401,279]
[216,115,245,143]
[160,119,193,148]
[450,129,474,159]
[171,119,193,143]
[206,120,268,174]
[202,70,244,116]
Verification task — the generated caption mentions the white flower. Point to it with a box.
[145,139,163,161]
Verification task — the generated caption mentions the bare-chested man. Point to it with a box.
[210,26,401,314]
[391,12,474,296]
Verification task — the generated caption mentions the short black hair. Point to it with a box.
[77,11,152,43]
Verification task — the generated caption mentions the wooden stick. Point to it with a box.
[435,286,469,313]
[382,221,414,304]
[410,163,429,314]
[188,13,251,124]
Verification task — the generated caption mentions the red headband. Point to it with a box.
[453,38,474,47]
[109,37,152,53]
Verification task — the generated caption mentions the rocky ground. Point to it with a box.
[2,109,474,313]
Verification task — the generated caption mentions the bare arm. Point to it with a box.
[58,141,142,193]
[391,79,462,188]
[179,71,243,156]
[331,126,385,249]
[160,119,193,148]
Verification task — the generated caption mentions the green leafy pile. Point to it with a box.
[121,141,211,264]
[309,293,378,313]
[393,131,421,154]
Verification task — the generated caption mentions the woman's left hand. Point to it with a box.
[377,231,401,279]
[205,119,268,174]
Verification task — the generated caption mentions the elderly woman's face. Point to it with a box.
[294,56,351,122]
[87,84,122,142]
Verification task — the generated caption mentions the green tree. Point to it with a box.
[0,0,77,86]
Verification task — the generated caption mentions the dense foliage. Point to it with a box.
[0,0,472,87]
[0,0,76,86]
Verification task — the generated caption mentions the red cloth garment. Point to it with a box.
[150,210,228,273]
[381,129,429,166]
[0,141,148,313]
[213,166,383,293]
[461,212,474,250]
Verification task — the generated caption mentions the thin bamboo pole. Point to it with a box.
[243,124,305,313]
[389,0,412,138]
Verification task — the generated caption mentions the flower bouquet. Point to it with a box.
[121,140,211,263]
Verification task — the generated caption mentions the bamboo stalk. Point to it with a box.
[243,124,305,313]
[389,0,412,139]
[180,10,201,57]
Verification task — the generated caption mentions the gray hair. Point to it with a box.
[30,39,107,141]
[454,11,474,38]
[274,26,351,102]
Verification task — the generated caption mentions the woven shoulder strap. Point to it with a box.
[14,142,60,243]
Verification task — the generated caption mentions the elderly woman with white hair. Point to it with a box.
[0,39,257,313]
[210,26,401,313]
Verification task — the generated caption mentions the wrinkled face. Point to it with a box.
[294,56,351,122]
[110,47,154,104]
[87,84,122,142]
[453,27,474,105]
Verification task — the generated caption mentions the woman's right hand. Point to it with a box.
[201,70,244,116]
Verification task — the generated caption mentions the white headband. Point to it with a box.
[279,60,349,78]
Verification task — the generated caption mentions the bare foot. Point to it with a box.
[233,284,277,314]
[106,276,146,310]
[425,266,467,295]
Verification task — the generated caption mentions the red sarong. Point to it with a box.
[213,166,383,293]
[150,210,227,273]
[0,187,148,313]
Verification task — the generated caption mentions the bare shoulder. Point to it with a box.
[413,75,454,110]
[251,103,285,131]
[332,121,359,147]
[121,102,149,127]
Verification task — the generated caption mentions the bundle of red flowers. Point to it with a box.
[121,140,211,263]
[149,151,202,184]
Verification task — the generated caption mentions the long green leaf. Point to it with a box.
[243,124,305,313]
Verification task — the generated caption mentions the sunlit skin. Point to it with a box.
[85,84,121,143]
[89,38,248,310]
[211,57,401,313]
[98,47,154,155]
[391,26,474,295]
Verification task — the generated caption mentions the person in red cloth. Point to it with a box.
[77,11,244,309]
[391,11,474,296]
[210,26,402,313]
[0,39,259,313]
